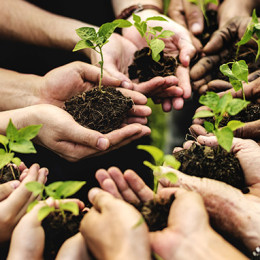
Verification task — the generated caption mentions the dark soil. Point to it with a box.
[0,164,20,184]
[173,143,245,189]
[42,211,85,259]
[133,195,175,232]
[128,47,178,82]
[64,86,133,134]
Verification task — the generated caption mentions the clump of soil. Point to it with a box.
[42,211,85,259]
[0,164,20,184]
[133,195,175,231]
[173,143,245,189]
[65,86,133,134]
[128,47,178,82]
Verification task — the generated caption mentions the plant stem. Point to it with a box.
[10,165,16,180]
[98,45,104,91]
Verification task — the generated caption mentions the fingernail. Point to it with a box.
[10,180,20,189]
[121,81,132,89]
[97,137,109,150]
[191,23,202,34]
[43,168,49,176]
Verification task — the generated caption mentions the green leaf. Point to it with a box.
[9,139,37,154]
[143,160,157,171]
[199,92,219,109]
[98,22,118,42]
[227,120,245,131]
[6,119,18,141]
[256,39,260,61]
[45,181,63,198]
[0,135,8,147]
[152,26,163,32]
[133,13,141,23]
[56,181,86,198]
[215,92,232,114]
[230,79,243,91]
[232,60,248,83]
[75,27,97,41]
[0,152,14,169]
[193,110,214,119]
[226,99,250,115]
[60,202,79,215]
[163,155,181,170]
[157,30,174,39]
[38,206,55,221]
[204,121,214,133]
[215,127,233,152]
[146,16,168,22]
[134,22,145,37]
[73,40,94,52]
[112,19,132,28]
[219,64,235,80]
[150,38,165,62]
[137,145,164,165]
[205,0,218,5]
[18,124,42,140]
[27,200,39,213]
[162,172,178,184]
[25,181,44,196]
[12,157,21,166]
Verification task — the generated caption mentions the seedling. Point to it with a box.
[129,14,174,62]
[73,20,132,90]
[26,181,86,221]
[236,9,260,61]
[188,0,218,26]
[219,60,248,100]
[193,92,250,152]
[137,145,179,193]
[0,119,42,179]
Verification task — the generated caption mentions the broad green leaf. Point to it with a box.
[162,172,178,184]
[98,22,118,42]
[230,79,243,91]
[12,157,21,166]
[255,23,260,30]
[6,119,18,141]
[226,99,250,115]
[38,206,55,221]
[205,0,218,5]
[141,22,147,36]
[163,155,181,170]
[45,181,63,198]
[137,145,164,165]
[73,40,94,52]
[215,92,232,114]
[232,60,248,83]
[215,127,233,152]
[9,139,36,154]
[199,91,219,109]
[227,120,245,131]
[18,124,42,140]
[0,148,5,155]
[219,64,236,80]
[134,22,145,37]
[25,181,44,196]
[0,152,14,169]
[112,19,132,28]
[0,135,8,147]
[27,200,39,212]
[76,27,97,41]
[56,181,86,198]
[151,26,163,32]
[143,160,157,171]
[204,121,214,133]
[60,202,79,215]
[133,13,141,23]
[157,30,174,39]
[150,38,165,62]
[256,39,260,61]
[193,110,214,119]
[146,16,168,22]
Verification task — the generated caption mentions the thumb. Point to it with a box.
[0,180,20,201]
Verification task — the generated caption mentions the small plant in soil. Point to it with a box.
[128,14,178,82]
[0,119,42,184]
[193,92,249,152]
[26,180,86,259]
[236,9,260,61]
[65,20,134,134]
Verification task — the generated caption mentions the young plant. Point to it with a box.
[137,145,179,193]
[236,9,260,61]
[73,20,132,90]
[26,181,86,221]
[129,13,174,62]
[193,92,250,152]
[188,0,218,26]
[219,60,248,100]
[0,119,42,179]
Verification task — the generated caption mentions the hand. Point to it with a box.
[2,104,151,162]
[0,164,48,243]
[80,188,151,260]
[7,197,84,260]
[95,167,154,204]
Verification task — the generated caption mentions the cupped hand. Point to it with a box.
[80,188,151,260]
[0,164,48,243]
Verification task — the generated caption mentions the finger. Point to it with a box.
[0,180,20,201]
[118,88,147,105]
[124,116,148,125]
[18,162,27,172]
[248,70,260,82]
[128,105,151,118]
[162,98,172,112]
[207,80,232,92]
[172,97,184,110]
[192,75,212,91]
[88,188,115,211]
[182,140,197,150]
[234,120,260,140]
[178,36,197,67]
[197,135,219,147]
[176,66,192,99]
[167,0,187,29]
[189,124,208,137]
[172,147,183,153]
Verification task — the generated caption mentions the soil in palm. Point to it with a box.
[65,86,133,134]
[0,164,20,184]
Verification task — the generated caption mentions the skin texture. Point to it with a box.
[80,188,151,260]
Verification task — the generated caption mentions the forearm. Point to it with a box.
[111,0,162,17]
